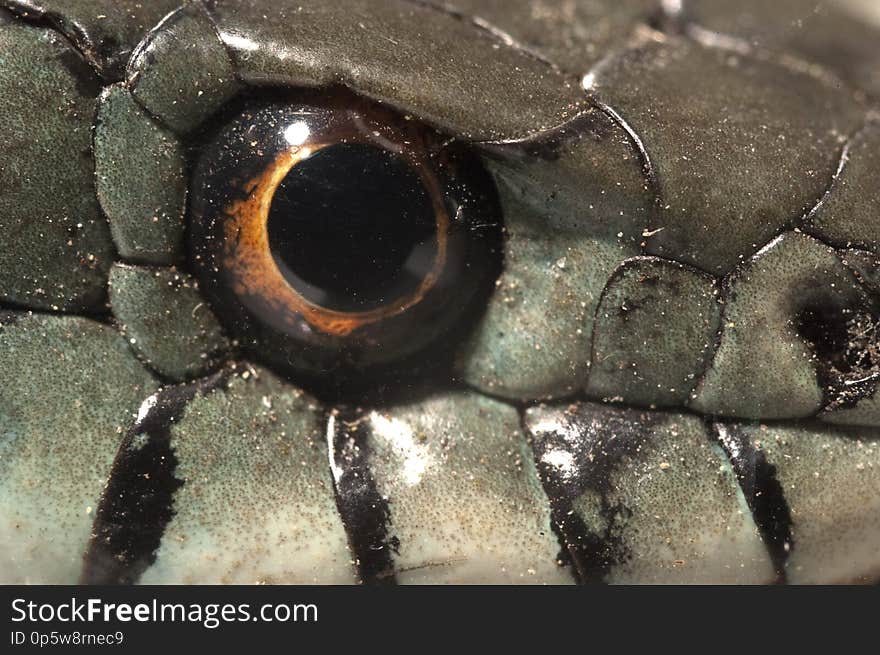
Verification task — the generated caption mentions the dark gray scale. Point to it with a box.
[524,402,775,583]
[0,13,113,312]
[676,0,880,100]
[0,313,156,583]
[0,0,182,81]
[586,256,721,408]
[329,392,573,584]
[717,420,880,584]
[586,30,866,275]
[206,0,586,142]
[127,3,240,135]
[108,264,230,382]
[94,86,188,265]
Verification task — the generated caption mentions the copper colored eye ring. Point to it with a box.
[189,90,503,376]
[221,139,450,337]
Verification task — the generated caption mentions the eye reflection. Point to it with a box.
[189,91,502,377]
[283,120,311,146]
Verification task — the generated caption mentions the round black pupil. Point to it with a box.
[267,142,438,313]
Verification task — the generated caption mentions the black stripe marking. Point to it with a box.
[327,408,397,585]
[80,369,229,585]
[524,403,664,584]
[712,421,794,583]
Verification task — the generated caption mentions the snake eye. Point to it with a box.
[189,91,502,376]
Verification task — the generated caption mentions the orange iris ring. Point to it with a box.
[222,139,450,338]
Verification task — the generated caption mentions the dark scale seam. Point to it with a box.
[654,1,859,96]
[475,105,617,154]
[513,396,866,455]
[0,2,110,80]
[400,0,568,77]
[475,96,663,215]
[591,99,662,207]
[195,0,246,86]
[122,3,229,139]
[108,318,229,390]
[0,308,21,327]
[90,84,125,271]
[800,123,868,231]
[0,301,114,323]
[0,5,120,293]
[801,119,878,253]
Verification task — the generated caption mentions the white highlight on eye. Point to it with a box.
[369,412,431,486]
[221,32,259,51]
[283,121,311,147]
